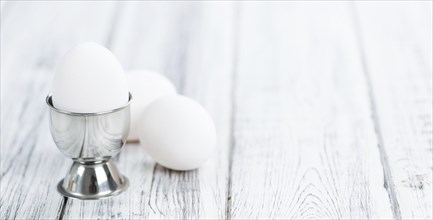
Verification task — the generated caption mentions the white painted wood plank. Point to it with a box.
[61,2,235,219]
[229,2,393,219]
[0,2,118,219]
[1,1,6,13]
[355,2,432,219]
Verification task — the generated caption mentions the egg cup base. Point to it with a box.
[57,160,129,200]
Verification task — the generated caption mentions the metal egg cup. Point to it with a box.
[46,93,131,200]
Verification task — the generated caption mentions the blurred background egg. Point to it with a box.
[126,70,177,141]
[138,95,216,171]
[52,42,129,113]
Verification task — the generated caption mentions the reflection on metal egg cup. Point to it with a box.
[46,93,131,200]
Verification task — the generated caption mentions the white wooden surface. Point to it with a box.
[0,1,431,219]
[355,2,432,218]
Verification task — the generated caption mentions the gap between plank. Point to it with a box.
[350,3,402,219]
[105,2,124,51]
[225,3,241,220]
[57,197,68,220]
[0,0,14,24]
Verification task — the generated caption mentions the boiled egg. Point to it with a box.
[138,95,216,170]
[52,42,129,113]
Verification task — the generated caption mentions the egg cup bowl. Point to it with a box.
[46,93,131,200]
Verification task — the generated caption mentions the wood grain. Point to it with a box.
[1,1,431,219]
[0,2,119,219]
[355,2,432,219]
[229,2,394,218]
[60,2,236,219]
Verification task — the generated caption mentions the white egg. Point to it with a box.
[138,95,216,170]
[126,70,177,141]
[52,42,129,113]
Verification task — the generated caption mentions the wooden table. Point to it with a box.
[1,1,431,219]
